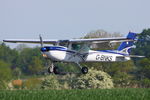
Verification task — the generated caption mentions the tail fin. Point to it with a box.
[117,32,137,54]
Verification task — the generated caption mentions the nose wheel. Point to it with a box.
[48,67,52,73]
[48,66,60,75]
[48,62,60,74]
[47,63,54,73]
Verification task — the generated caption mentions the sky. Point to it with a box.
[0,0,150,48]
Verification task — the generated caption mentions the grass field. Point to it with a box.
[0,88,150,100]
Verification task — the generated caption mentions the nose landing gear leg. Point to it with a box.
[48,63,54,73]
[48,62,60,74]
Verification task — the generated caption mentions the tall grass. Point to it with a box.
[0,88,149,100]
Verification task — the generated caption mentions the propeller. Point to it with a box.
[39,34,46,52]
[39,34,44,47]
[39,35,47,57]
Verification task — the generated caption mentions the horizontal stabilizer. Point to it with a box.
[116,55,145,61]
[124,55,145,58]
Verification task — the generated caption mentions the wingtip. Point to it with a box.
[3,40,6,42]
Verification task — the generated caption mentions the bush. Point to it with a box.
[71,68,114,89]
[41,75,60,90]
[140,78,150,88]
[0,60,12,89]
[24,78,42,89]
[113,72,133,88]
[0,80,7,89]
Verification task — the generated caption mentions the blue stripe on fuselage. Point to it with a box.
[44,46,67,50]
[43,46,76,54]
[42,46,128,56]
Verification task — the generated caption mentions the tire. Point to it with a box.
[53,67,59,74]
[81,67,88,74]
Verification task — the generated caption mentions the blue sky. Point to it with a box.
[0,0,150,48]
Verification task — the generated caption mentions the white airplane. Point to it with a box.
[3,32,144,74]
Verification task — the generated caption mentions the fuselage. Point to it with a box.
[41,46,130,63]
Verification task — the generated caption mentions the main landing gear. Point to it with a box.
[47,62,88,74]
[81,67,88,74]
[76,63,88,74]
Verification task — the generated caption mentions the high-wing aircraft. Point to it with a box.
[3,32,144,74]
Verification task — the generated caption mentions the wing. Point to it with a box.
[3,37,132,44]
[3,32,137,44]
[3,39,58,44]
[3,33,134,44]
[69,37,133,43]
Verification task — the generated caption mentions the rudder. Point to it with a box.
[117,32,137,54]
